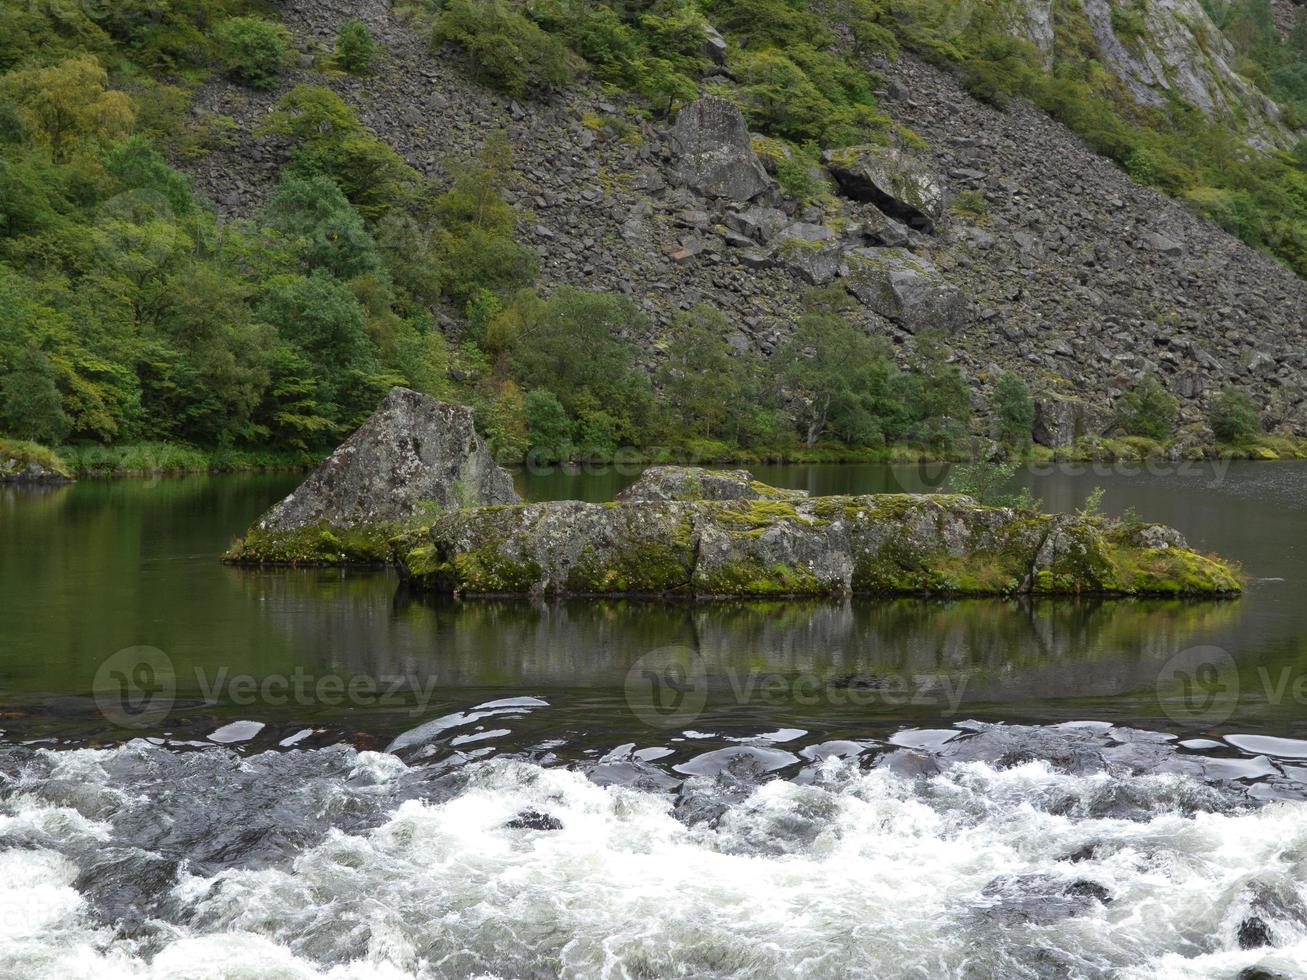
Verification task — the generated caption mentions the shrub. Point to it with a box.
[1117,375,1180,440]
[333,20,378,74]
[945,460,1038,510]
[216,17,291,89]
[775,146,822,201]
[433,0,574,97]
[523,387,572,463]
[991,371,1034,448]
[1208,386,1260,444]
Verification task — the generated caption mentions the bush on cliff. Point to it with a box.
[1117,375,1180,441]
[215,17,290,89]
[1209,386,1261,444]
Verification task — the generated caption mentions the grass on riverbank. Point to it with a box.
[0,438,75,480]
[5,432,1306,482]
[21,442,322,479]
[1027,434,1307,464]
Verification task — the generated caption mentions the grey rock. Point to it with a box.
[618,466,809,502]
[702,24,727,66]
[824,145,946,231]
[668,98,773,202]
[840,247,966,332]
[395,480,1238,597]
[1032,394,1113,448]
[777,240,845,285]
[253,387,519,532]
[725,205,790,243]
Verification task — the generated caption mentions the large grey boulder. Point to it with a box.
[824,145,946,231]
[841,247,966,332]
[254,387,518,532]
[1032,394,1113,448]
[669,98,774,203]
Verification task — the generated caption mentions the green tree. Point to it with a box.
[1,347,70,444]
[0,56,134,163]
[216,17,291,89]
[1117,374,1180,440]
[523,387,572,463]
[433,0,575,97]
[333,20,378,75]
[258,271,374,420]
[991,371,1034,448]
[1208,386,1260,444]
[509,287,654,443]
[657,305,741,439]
[778,314,898,447]
[262,174,382,279]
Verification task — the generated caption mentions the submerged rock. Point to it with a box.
[226,388,517,564]
[393,469,1242,598]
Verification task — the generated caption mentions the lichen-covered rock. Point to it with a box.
[669,97,774,202]
[394,489,1241,598]
[1032,395,1113,448]
[841,247,966,332]
[824,145,946,231]
[619,466,808,502]
[226,388,517,563]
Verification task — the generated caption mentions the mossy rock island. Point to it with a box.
[390,465,1241,599]
[225,394,1240,597]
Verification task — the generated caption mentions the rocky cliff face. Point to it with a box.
[1006,0,1293,150]
[183,0,1307,442]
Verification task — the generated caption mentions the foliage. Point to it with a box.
[945,459,1038,510]
[215,17,290,89]
[1117,375,1180,440]
[0,56,134,163]
[508,287,655,447]
[523,387,573,463]
[991,371,1034,448]
[260,85,418,219]
[1208,385,1261,444]
[432,0,575,97]
[333,19,378,75]
[1,348,70,444]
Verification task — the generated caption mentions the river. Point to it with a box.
[1,462,1305,977]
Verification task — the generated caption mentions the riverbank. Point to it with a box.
[5,433,1306,482]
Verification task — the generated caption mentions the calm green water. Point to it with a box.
[1,461,1304,748]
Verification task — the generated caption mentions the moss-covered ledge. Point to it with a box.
[388,490,1242,599]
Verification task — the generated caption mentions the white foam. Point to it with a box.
[5,751,1307,978]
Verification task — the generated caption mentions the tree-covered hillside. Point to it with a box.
[1,0,1303,470]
